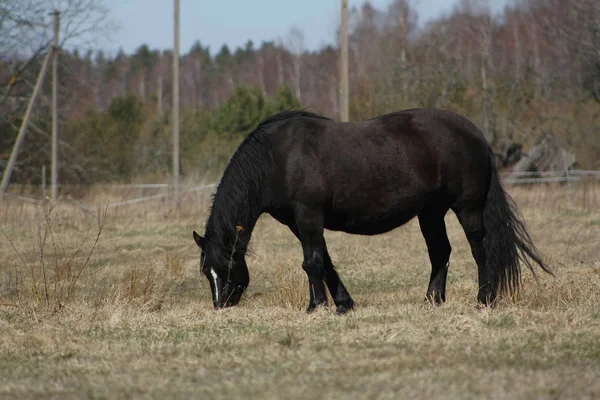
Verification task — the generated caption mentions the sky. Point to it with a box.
[106,0,510,56]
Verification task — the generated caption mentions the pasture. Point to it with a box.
[0,184,599,399]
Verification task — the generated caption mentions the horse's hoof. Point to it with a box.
[305,305,316,313]
[336,304,353,315]
[335,299,355,315]
[305,302,328,313]
[425,292,446,306]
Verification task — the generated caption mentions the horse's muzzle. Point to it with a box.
[213,285,244,309]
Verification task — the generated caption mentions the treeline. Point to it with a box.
[1,0,599,184]
[2,86,299,183]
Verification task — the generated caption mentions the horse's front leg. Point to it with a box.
[295,205,328,312]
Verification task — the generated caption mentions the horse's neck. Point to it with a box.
[207,138,270,251]
[207,184,264,253]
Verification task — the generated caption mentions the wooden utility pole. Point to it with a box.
[51,10,60,202]
[172,0,180,204]
[0,50,53,198]
[173,0,179,204]
[339,0,349,122]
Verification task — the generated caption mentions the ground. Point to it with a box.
[0,184,599,399]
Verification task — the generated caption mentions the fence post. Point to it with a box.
[565,162,573,207]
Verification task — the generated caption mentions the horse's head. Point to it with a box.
[193,231,249,309]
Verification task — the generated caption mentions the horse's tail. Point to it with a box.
[482,151,552,299]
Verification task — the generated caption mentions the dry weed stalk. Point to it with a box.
[264,262,307,310]
[165,249,184,280]
[113,264,165,311]
[0,202,107,311]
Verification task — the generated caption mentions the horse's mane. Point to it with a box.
[204,110,329,264]
[254,110,330,133]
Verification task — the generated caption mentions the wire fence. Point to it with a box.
[1,171,599,210]
[500,170,600,184]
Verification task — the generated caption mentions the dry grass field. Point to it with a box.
[1,183,599,399]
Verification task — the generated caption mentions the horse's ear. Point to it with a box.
[193,231,205,249]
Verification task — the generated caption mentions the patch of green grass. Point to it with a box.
[560,209,591,218]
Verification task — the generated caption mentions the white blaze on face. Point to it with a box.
[210,268,220,304]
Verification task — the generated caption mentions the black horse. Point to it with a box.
[192,109,551,313]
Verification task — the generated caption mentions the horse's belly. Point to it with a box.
[324,209,418,235]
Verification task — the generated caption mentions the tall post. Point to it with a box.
[565,160,573,207]
[339,0,349,122]
[0,50,53,198]
[172,0,180,204]
[51,10,60,202]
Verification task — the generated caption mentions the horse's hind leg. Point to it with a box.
[418,207,451,305]
[454,207,495,306]
[322,242,355,314]
[294,204,329,312]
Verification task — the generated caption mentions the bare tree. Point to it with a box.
[1,0,115,113]
[385,0,417,106]
[459,0,496,144]
[546,0,600,101]
[283,27,305,102]
[0,0,116,180]
[1,0,114,62]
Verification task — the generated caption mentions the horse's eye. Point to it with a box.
[200,257,208,274]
